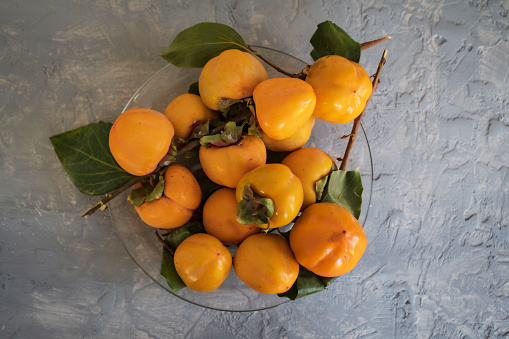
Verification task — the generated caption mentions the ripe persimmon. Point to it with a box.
[109,108,174,176]
[233,233,299,294]
[290,202,367,277]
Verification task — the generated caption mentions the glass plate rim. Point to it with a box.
[111,46,374,312]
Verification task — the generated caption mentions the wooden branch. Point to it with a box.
[360,36,391,51]
[340,49,388,171]
[81,175,149,217]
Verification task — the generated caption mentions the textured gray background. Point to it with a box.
[1,0,508,338]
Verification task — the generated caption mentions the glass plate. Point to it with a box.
[109,47,373,312]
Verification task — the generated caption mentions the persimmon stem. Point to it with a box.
[339,49,387,171]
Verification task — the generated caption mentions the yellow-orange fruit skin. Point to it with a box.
[261,116,315,152]
[235,163,303,228]
[290,203,367,277]
[163,163,202,211]
[134,164,201,229]
[253,78,316,140]
[281,147,334,210]
[174,233,232,292]
[305,55,372,124]
[199,49,268,111]
[233,233,299,294]
[134,196,193,229]
[164,93,220,139]
[203,188,260,245]
[109,108,174,176]
[199,136,266,188]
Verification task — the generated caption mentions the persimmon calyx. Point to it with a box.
[200,121,246,147]
[127,174,165,207]
[236,184,274,226]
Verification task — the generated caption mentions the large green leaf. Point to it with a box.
[50,121,134,196]
[160,246,186,292]
[161,22,251,68]
[310,21,361,62]
[320,169,363,219]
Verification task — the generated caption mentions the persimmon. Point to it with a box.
[253,78,316,140]
[281,147,334,210]
[164,93,220,139]
[163,163,202,211]
[199,49,268,111]
[289,202,367,277]
[109,108,174,176]
[174,233,232,292]
[203,188,259,245]
[199,135,266,188]
[261,116,315,152]
[305,55,372,124]
[134,195,191,229]
[236,163,303,228]
[134,164,201,229]
[233,233,299,294]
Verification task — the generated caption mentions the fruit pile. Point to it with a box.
[109,49,371,295]
[50,21,388,300]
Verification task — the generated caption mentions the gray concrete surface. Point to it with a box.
[1,0,508,338]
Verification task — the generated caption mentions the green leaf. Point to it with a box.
[320,276,339,288]
[315,175,329,201]
[320,169,363,219]
[127,174,165,207]
[190,120,225,140]
[218,99,243,114]
[167,221,205,250]
[160,246,186,292]
[50,121,134,196]
[188,81,200,96]
[200,121,245,147]
[237,184,274,226]
[247,115,262,138]
[217,97,255,122]
[127,185,151,207]
[310,21,361,63]
[145,175,165,202]
[161,22,251,68]
[278,266,326,300]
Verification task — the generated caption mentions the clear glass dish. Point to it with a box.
[108,47,373,312]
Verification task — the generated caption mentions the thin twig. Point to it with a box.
[360,36,391,51]
[340,49,387,171]
[81,175,149,217]
[155,231,174,255]
[247,46,296,78]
